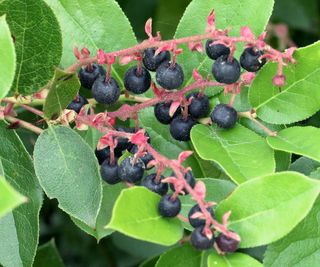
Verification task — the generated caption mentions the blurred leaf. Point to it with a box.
[289,156,320,176]
[33,240,64,267]
[207,251,262,267]
[274,151,291,172]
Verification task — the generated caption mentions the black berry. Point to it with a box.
[158,194,181,217]
[156,61,184,90]
[100,159,121,185]
[124,66,151,94]
[212,56,240,84]
[67,95,88,113]
[216,233,239,253]
[79,64,105,89]
[169,114,196,141]
[95,147,122,165]
[154,102,181,125]
[187,93,209,119]
[188,204,215,228]
[92,76,120,105]
[240,47,266,72]
[115,127,135,151]
[190,227,215,250]
[143,48,170,71]
[118,156,145,183]
[170,170,196,194]
[141,173,168,195]
[210,104,237,129]
[205,39,230,60]
[130,145,154,168]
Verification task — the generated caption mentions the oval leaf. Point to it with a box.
[208,252,262,267]
[33,240,64,267]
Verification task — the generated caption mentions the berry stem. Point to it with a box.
[2,98,44,117]
[4,116,43,135]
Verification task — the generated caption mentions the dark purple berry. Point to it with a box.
[143,48,170,71]
[124,66,151,94]
[79,64,105,89]
[169,114,196,141]
[95,147,122,165]
[240,47,266,72]
[210,104,237,129]
[67,95,88,113]
[190,227,215,250]
[141,173,168,195]
[170,170,195,194]
[154,102,181,125]
[212,56,240,84]
[205,40,230,60]
[130,145,154,169]
[158,194,181,217]
[115,127,135,151]
[118,156,145,183]
[216,233,239,253]
[156,61,184,90]
[188,204,215,228]
[100,159,121,185]
[92,76,120,105]
[187,93,209,118]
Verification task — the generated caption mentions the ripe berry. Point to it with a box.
[115,127,135,151]
[154,102,181,125]
[240,47,266,72]
[118,156,145,183]
[67,95,88,113]
[170,170,195,194]
[190,227,215,250]
[141,173,168,195]
[79,64,106,90]
[212,56,240,84]
[205,40,230,60]
[130,145,154,168]
[170,114,196,141]
[216,233,240,253]
[188,204,215,228]
[210,104,237,129]
[187,93,209,119]
[92,76,120,105]
[143,48,170,71]
[158,194,181,217]
[100,159,121,185]
[156,61,184,90]
[95,147,123,165]
[124,66,151,94]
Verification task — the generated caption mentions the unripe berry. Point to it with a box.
[205,39,230,60]
[124,66,151,94]
[156,61,184,90]
[143,48,170,71]
[212,56,241,84]
[210,104,237,129]
[92,76,120,105]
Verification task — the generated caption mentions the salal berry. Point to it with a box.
[118,156,145,183]
[240,47,266,72]
[188,204,215,228]
[170,170,196,194]
[141,173,168,195]
[130,145,154,168]
[143,48,170,71]
[156,61,184,90]
[115,127,135,151]
[170,114,196,141]
[187,93,209,118]
[124,66,151,94]
[158,194,181,217]
[100,158,121,185]
[92,76,120,105]
[190,227,215,250]
[67,95,88,113]
[95,147,122,165]
[206,39,230,60]
[211,104,237,129]
[216,233,240,253]
[212,56,240,84]
[154,102,181,125]
[79,64,105,89]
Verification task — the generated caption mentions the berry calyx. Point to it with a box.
[240,47,266,72]
[187,93,209,119]
[210,104,237,129]
[205,39,230,60]
[188,204,215,228]
[67,95,88,113]
[130,145,154,168]
[143,48,171,71]
[118,156,145,183]
[156,61,184,90]
[158,194,181,217]
[190,227,215,250]
[216,233,240,253]
[115,127,135,151]
[141,173,168,195]
[92,76,120,105]
[169,114,196,141]
[170,170,196,194]
[212,56,241,84]
[100,158,121,185]
[154,102,181,125]
[79,64,106,90]
[124,66,151,94]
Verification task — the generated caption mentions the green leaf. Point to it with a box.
[43,68,80,120]
[33,240,64,267]
[264,197,320,267]
[107,187,183,246]
[274,151,291,172]
[289,156,320,176]
[216,172,320,248]
[0,15,15,99]
[174,0,274,86]
[0,177,26,218]
[155,244,202,267]
[77,127,103,149]
[249,41,320,124]
[0,0,62,95]
[191,124,275,184]
[207,252,262,267]
[34,126,102,228]
[0,121,42,267]
[267,126,320,162]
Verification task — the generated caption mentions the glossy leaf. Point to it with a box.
[207,252,262,267]
[216,172,320,248]
[33,240,64,267]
